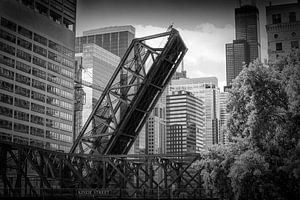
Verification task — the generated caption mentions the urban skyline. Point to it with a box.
[76,0,296,91]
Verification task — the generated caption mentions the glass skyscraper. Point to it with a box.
[226,2,260,86]
[170,77,219,150]
[75,26,135,58]
[0,0,76,152]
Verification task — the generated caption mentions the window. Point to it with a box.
[0,119,12,130]
[31,102,45,114]
[60,111,72,121]
[16,73,30,85]
[33,56,47,68]
[0,54,15,68]
[48,62,60,74]
[61,57,73,68]
[276,43,282,51]
[61,67,73,78]
[47,73,60,84]
[60,89,73,99]
[16,61,31,73]
[1,18,17,32]
[63,17,74,31]
[17,37,32,50]
[46,118,60,129]
[18,25,32,39]
[61,79,73,88]
[0,41,15,55]
[0,80,14,92]
[291,41,299,49]
[14,110,29,121]
[30,139,44,148]
[33,44,47,57]
[14,97,30,109]
[289,12,296,22]
[32,67,46,79]
[14,123,29,134]
[31,114,44,125]
[30,127,44,137]
[61,46,73,58]
[47,85,60,95]
[60,122,72,132]
[50,10,62,24]
[32,79,46,91]
[0,93,13,105]
[48,51,61,63]
[0,67,14,80]
[47,96,60,106]
[46,107,60,117]
[0,106,13,118]
[17,49,31,62]
[34,33,47,46]
[15,85,30,97]
[60,100,72,110]
[48,40,61,52]
[272,14,281,24]
[0,29,16,43]
[31,91,45,102]
[13,135,29,145]
[273,34,278,39]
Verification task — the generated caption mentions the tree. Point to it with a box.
[197,55,300,200]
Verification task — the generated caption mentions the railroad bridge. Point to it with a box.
[0,29,217,199]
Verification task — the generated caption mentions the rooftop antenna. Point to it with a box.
[167,22,174,31]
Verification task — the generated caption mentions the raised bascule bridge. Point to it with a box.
[0,29,217,199]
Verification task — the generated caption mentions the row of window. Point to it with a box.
[0,131,71,151]
[0,51,74,80]
[0,111,72,132]
[272,12,297,24]
[1,17,74,54]
[0,38,74,69]
[275,41,299,51]
[0,67,73,99]
[0,91,73,111]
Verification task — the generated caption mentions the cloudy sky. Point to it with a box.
[76,0,296,91]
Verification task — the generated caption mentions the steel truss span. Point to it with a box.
[71,28,187,155]
[0,141,217,199]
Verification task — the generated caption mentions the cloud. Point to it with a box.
[134,24,234,91]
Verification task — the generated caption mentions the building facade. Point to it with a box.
[0,0,76,152]
[266,1,300,62]
[166,91,204,154]
[226,2,260,86]
[169,77,218,150]
[74,43,120,138]
[219,92,230,144]
[75,26,135,58]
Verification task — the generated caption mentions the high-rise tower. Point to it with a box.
[0,0,76,152]
[226,1,260,86]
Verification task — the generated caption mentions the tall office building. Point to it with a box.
[0,0,76,152]
[219,92,230,144]
[74,43,120,138]
[75,26,135,58]
[166,91,204,154]
[266,1,300,63]
[146,94,167,155]
[170,77,219,149]
[226,1,260,86]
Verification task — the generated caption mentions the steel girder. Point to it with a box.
[70,28,187,155]
[0,141,217,199]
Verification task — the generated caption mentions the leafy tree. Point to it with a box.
[197,54,300,200]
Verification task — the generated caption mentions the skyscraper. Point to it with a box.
[75,26,135,58]
[226,1,260,86]
[219,92,230,144]
[0,0,76,152]
[166,91,204,154]
[266,1,300,63]
[74,43,120,139]
[170,77,219,149]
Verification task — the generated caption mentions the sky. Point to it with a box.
[76,0,296,91]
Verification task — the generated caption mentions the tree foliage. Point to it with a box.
[196,55,300,200]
